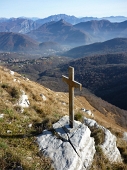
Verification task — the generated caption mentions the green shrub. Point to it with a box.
[10,87,20,99]
[1,84,20,99]
[0,142,8,150]
[1,83,9,89]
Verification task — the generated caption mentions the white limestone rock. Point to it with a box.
[28,124,32,128]
[84,118,99,127]
[37,116,95,170]
[17,90,30,108]
[37,130,84,170]
[81,108,94,117]
[10,70,14,75]
[40,94,47,101]
[84,117,122,163]
[7,130,12,133]
[123,132,127,141]
[100,128,122,163]
[13,78,20,83]
[62,102,66,105]
[25,78,29,81]
[0,114,4,118]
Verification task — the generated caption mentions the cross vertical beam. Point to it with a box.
[69,67,74,128]
[62,66,82,128]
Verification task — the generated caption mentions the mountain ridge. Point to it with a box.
[0,14,127,35]
[0,32,39,52]
[1,14,127,25]
[0,32,67,55]
[0,18,40,33]
[27,19,93,46]
[74,20,127,42]
[63,38,127,58]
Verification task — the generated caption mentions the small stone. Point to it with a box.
[40,94,46,101]
[123,132,127,141]
[28,124,32,128]
[0,114,4,118]
[7,130,12,133]
[81,109,94,117]
[81,108,86,111]
[14,166,23,170]
[85,110,94,117]
[10,70,14,75]
[26,156,33,161]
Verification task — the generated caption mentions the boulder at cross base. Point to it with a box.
[37,116,95,170]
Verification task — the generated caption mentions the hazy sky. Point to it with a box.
[0,0,127,18]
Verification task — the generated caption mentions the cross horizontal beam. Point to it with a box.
[62,75,82,90]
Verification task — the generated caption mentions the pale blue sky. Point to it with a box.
[0,0,127,18]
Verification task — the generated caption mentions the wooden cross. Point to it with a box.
[62,66,82,128]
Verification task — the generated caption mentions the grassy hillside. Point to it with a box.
[0,66,127,169]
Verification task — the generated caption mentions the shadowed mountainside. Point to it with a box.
[36,53,127,110]
[27,19,93,47]
[0,32,39,52]
[62,38,127,58]
[74,20,127,42]
[27,19,127,47]
[0,18,127,48]
[0,32,66,55]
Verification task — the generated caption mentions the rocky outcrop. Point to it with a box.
[37,116,95,170]
[84,118,122,163]
[17,90,30,108]
[37,116,122,170]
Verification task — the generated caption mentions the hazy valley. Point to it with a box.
[1,37,127,110]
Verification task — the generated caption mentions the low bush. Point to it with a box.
[1,84,20,99]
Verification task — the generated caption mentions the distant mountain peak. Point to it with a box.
[56,19,72,26]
